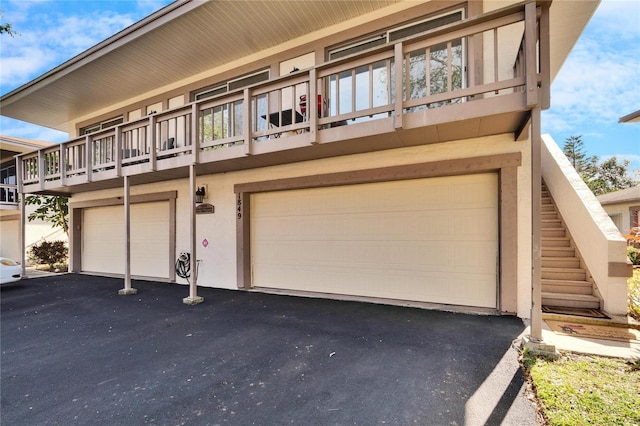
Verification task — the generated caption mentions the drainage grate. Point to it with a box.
[542,305,610,319]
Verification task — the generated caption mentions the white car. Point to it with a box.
[0,257,22,286]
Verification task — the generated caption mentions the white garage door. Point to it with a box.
[0,218,19,260]
[82,201,170,279]
[251,174,498,308]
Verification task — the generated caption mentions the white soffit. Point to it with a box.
[0,0,400,132]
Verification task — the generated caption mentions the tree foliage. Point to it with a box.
[589,156,636,196]
[562,135,637,196]
[0,12,17,36]
[24,195,69,236]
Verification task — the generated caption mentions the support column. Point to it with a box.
[183,163,204,305]
[119,175,137,295]
[524,107,556,356]
[19,192,26,277]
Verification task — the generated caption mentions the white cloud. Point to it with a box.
[543,1,640,134]
[0,117,68,142]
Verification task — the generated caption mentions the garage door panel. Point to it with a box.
[255,209,494,243]
[82,202,170,278]
[254,240,496,273]
[254,263,496,308]
[252,174,498,309]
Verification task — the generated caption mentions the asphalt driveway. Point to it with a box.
[1,274,537,425]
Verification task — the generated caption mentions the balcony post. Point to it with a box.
[243,88,252,155]
[394,43,404,130]
[308,69,317,144]
[191,103,200,164]
[524,1,538,108]
[38,150,45,190]
[114,126,122,177]
[539,3,551,109]
[149,114,157,171]
[118,175,137,296]
[60,143,67,187]
[85,135,92,182]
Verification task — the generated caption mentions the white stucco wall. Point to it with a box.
[600,202,637,235]
[0,209,68,262]
[71,133,533,317]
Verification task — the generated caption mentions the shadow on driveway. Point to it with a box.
[1,274,537,425]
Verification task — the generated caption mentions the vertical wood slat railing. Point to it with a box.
[17,2,543,193]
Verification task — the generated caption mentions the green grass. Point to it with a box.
[523,351,640,425]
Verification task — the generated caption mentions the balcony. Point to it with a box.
[18,2,546,195]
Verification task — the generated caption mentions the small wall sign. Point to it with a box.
[196,203,215,214]
[202,239,209,248]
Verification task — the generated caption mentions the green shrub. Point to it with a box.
[628,246,640,266]
[629,269,640,321]
[29,240,68,271]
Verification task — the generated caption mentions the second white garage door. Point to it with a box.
[251,173,498,308]
[82,201,170,279]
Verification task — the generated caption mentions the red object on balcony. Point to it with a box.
[299,94,323,117]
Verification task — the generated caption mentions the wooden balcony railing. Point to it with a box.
[18,2,545,194]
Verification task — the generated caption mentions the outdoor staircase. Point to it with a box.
[541,182,601,310]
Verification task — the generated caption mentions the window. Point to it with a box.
[631,207,640,230]
[1,164,17,203]
[328,9,464,60]
[388,10,463,42]
[609,213,623,232]
[328,35,387,60]
[79,116,124,136]
[193,69,270,102]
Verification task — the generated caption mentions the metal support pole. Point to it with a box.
[119,175,137,295]
[19,192,26,277]
[183,163,203,305]
[530,107,543,342]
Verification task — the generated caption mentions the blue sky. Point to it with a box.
[1,0,639,172]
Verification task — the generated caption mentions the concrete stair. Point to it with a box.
[540,183,600,310]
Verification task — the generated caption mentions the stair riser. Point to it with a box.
[541,221,562,227]
[542,271,587,281]
[542,229,566,238]
[542,239,571,247]
[542,283,593,294]
[542,259,581,269]
[541,297,600,309]
[542,248,575,257]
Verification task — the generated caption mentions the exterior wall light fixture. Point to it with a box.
[195,186,206,204]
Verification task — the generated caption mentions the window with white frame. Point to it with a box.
[79,116,124,136]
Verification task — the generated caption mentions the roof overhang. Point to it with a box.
[619,109,640,123]
[0,135,54,162]
[0,0,599,133]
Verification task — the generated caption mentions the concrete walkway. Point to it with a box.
[24,266,59,279]
[524,314,640,359]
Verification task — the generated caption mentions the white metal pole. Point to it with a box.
[19,192,26,277]
[184,163,203,304]
[530,107,543,342]
[119,175,136,295]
